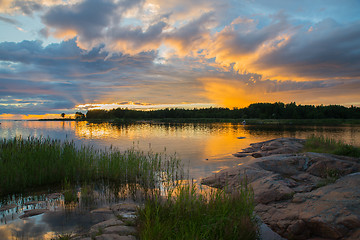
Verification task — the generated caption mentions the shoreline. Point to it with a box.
[31,118,360,126]
[201,137,360,240]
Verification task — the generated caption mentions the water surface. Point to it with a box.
[1,121,359,239]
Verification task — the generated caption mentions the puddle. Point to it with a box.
[0,184,148,240]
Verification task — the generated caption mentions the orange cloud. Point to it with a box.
[0,113,16,120]
[0,113,75,120]
[199,77,261,108]
[199,77,360,108]
[53,29,78,40]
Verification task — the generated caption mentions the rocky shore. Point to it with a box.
[72,202,139,240]
[201,138,360,240]
[0,199,140,240]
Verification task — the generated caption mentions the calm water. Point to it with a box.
[0,121,359,239]
[1,121,359,180]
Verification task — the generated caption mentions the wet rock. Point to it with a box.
[201,138,360,240]
[233,152,248,158]
[19,209,49,219]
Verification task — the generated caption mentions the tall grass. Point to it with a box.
[0,136,184,196]
[303,135,360,158]
[137,181,258,240]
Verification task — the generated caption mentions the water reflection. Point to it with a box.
[1,121,359,239]
[1,121,359,180]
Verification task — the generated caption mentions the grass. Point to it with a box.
[137,181,258,240]
[303,135,360,158]
[316,168,342,188]
[0,136,257,240]
[51,233,73,240]
[0,136,184,197]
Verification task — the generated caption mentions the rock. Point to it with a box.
[19,209,49,219]
[23,201,46,206]
[47,193,62,199]
[91,207,114,214]
[95,234,136,240]
[233,153,248,158]
[111,203,137,213]
[252,174,295,204]
[306,154,360,177]
[103,226,137,235]
[201,138,360,240]
[0,204,17,211]
[90,219,124,235]
[234,138,305,158]
[252,152,263,158]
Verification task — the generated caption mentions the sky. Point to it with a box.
[1,0,360,119]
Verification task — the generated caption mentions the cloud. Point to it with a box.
[202,13,360,82]
[0,0,69,15]
[1,0,360,118]
[199,76,360,108]
[0,15,19,25]
[0,38,212,115]
[165,12,215,56]
[254,19,360,80]
[41,0,168,54]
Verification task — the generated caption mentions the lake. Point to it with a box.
[1,121,359,180]
[0,121,359,239]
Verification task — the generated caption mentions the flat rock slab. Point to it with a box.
[19,209,49,219]
[202,138,360,240]
[92,219,124,229]
[90,219,124,235]
[103,225,137,235]
[234,137,305,158]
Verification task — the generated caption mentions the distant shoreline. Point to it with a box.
[33,118,360,125]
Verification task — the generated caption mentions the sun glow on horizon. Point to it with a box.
[75,102,217,111]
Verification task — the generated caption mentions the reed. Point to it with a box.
[303,135,360,158]
[137,181,258,240]
[0,136,184,197]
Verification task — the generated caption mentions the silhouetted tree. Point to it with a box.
[75,112,85,120]
[85,103,360,120]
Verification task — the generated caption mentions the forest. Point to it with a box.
[85,102,360,120]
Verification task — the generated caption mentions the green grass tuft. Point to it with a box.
[0,136,183,197]
[137,181,258,240]
[303,135,360,158]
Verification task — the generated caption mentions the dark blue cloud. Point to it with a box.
[256,19,360,79]
[0,38,159,114]
[42,0,121,41]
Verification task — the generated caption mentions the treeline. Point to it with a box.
[86,102,360,120]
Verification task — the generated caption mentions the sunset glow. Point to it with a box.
[1,0,359,119]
